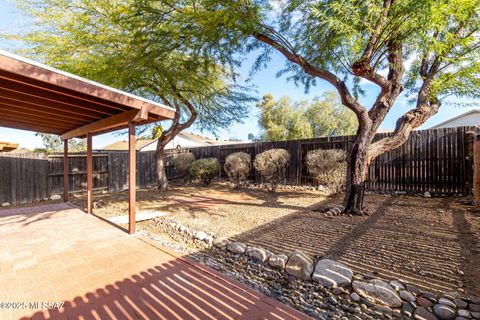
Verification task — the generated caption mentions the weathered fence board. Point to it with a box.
[182,126,475,195]
[0,126,475,205]
[0,153,49,204]
[49,154,109,195]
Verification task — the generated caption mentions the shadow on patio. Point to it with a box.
[0,203,307,320]
[23,258,305,320]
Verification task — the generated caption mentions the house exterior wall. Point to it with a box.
[140,136,208,151]
[432,113,480,129]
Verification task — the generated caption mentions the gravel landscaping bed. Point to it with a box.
[139,220,480,320]
[76,183,480,297]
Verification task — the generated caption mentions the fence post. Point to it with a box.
[465,131,475,196]
[473,134,480,206]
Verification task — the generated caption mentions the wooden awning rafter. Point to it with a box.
[0,50,175,234]
[0,50,175,136]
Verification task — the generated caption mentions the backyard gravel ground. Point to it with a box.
[70,182,480,297]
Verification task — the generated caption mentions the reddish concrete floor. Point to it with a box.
[0,203,308,320]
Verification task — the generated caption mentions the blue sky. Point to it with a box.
[0,0,477,149]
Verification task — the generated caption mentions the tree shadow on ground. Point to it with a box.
[71,184,480,296]
[451,205,480,296]
[72,182,329,218]
[229,195,480,296]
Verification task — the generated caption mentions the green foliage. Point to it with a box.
[189,158,221,185]
[306,149,347,193]
[124,0,480,104]
[306,92,358,137]
[253,148,290,192]
[11,0,255,138]
[35,133,86,153]
[150,125,163,139]
[224,152,251,189]
[172,152,196,180]
[257,92,357,141]
[256,94,312,141]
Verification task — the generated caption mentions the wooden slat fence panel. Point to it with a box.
[48,154,108,195]
[182,126,475,195]
[0,153,49,204]
[0,126,475,205]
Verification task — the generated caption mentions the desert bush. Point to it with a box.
[253,148,290,192]
[224,152,251,189]
[172,152,196,182]
[306,149,347,193]
[189,158,221,185]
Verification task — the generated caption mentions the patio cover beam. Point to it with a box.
[0,50,175,137]
[0,51,173,114]
[0,50,176,235]
[61,107,153,140]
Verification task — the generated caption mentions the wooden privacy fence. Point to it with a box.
[0,150,182,205]
[0,126,476,205]
[184,126,476,195]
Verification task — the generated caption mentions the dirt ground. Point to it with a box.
[71,182,480,297]
[72,182,326,237]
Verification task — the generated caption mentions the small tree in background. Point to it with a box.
[189,158,221,186]
[224,152,251,189]
[172,152,196,183]
[253,149,290,192]
[36,133,86,153]
[306,149,347,193]
[256,92,357,141]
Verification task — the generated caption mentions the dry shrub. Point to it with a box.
[253,148,290,192]
[189,158,221,185]
[306,149,346,193]
[224,152,251,189]
[172,152,196,181]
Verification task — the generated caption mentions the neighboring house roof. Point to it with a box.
[99,131,239,151]
[430,109,480,129]
[179,132,219,145]
[376,128,394,134]
[9,148,31,154]
[0,141,19,152]
[100,139,156,151]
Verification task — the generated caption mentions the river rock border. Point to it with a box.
[154,218,480,320]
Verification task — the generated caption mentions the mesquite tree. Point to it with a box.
[12,0,254,191]
[144,0,480,213]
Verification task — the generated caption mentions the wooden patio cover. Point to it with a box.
[0,50,175,233]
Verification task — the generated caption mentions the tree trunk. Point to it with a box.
[156,142,169,192]
[343,133,371,215]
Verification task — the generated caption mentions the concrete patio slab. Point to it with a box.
[107,210,170,224]
[0,203,308,320]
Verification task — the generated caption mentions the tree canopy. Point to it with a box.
[8,0,480,209]
[147,0,479,103]
[11,0,255,137]
[256,92,357,141]
[35,133,86,153]
[142,0,478,213]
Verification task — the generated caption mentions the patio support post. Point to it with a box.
[63,139,69,202]
[128,121,136,234]
[87,133,93,214]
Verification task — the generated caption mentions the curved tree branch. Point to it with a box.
[251,31,370,126]
[368,98,440,163]
[368,40,405,126]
